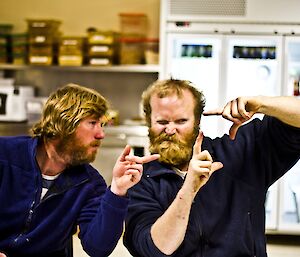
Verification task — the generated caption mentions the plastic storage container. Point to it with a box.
[29,45,53,65]
[58,37,84,66]
[119,13,148,38]
[0,35,8,63]
[144,38,159,64]
[11,33,28,64]
[86,30,119,66]
[26,19,61,65]
[87,31,118,45]
[26,19,61,34]
[119,37,144,64]
[0,24,13,35]
[0,24,13,64]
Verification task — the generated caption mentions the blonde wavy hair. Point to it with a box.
[30,83,108,139]
[142,79,206,127]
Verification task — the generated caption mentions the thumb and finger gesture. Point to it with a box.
[187,131,223,193]
[203,97,256,140]
[192,131,223,174]
[111,145,160,196]
[118,145,160,164]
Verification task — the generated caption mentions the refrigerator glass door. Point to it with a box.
[277,36,300,232]
[165,34,223,138]
[265,182,279,231]
[278,164,300,232]
[225,35,282,101]
[283,36,300,96]
[224,35,283,231]
[222,35,283,134]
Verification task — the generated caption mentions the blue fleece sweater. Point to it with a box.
[0,136,129,257]
[124,116,300,257]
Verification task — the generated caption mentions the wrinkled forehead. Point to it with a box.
[150,90,195,117]
[155,87,184,98]
[151,88,194,105]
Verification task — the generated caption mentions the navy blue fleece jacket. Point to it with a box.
[124,116,300,257]
[0,136,129,257]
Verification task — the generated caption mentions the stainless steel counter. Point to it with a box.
[0,122,148,137]
[0,122,149,150]
[0,122,32,136]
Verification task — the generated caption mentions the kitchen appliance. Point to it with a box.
[273,36,300,233]
[163,32,286,230]
[0,84,34,122]
[25,96,48,124]
[222,35,282,133]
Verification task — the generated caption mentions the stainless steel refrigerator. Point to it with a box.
[162,31,300,233]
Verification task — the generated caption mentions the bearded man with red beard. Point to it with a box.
[124,79,300,257]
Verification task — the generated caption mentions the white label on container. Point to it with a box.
[91,46,109,53]
[63,40,78,46]
[60,56,81,61]
[30,56,49,63]
[35,36,46,43]
[92,35,105,41]
[90,58,109,65]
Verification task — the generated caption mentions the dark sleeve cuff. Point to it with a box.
[103,186,129,210]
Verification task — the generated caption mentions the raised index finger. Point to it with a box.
[118,145,131,162]
[192,131,203,157]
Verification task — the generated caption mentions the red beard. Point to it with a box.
[57,134,100,166]
[149,127,198,167]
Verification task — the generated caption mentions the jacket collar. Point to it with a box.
[42,164,90,200]
[144,160,177,178]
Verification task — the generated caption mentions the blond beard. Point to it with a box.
[149,126,198,167]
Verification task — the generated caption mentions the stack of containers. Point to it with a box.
[118,13,148,65]
[58,36,84,66]
[26,19,61,65]
[0,24,13,63]
[144,38,159,64]
[86,30,119,66]
[11,33,28,65]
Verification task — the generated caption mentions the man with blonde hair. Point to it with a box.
[0,83,159,257]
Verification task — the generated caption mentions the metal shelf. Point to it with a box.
[0,64,161,73]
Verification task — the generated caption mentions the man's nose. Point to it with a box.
[95,126,105,139]
[165,123,176,135]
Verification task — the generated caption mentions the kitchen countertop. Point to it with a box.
[0,122,32,136]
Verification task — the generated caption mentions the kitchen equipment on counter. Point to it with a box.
[0,84,34,122]
[26,96,47,124]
